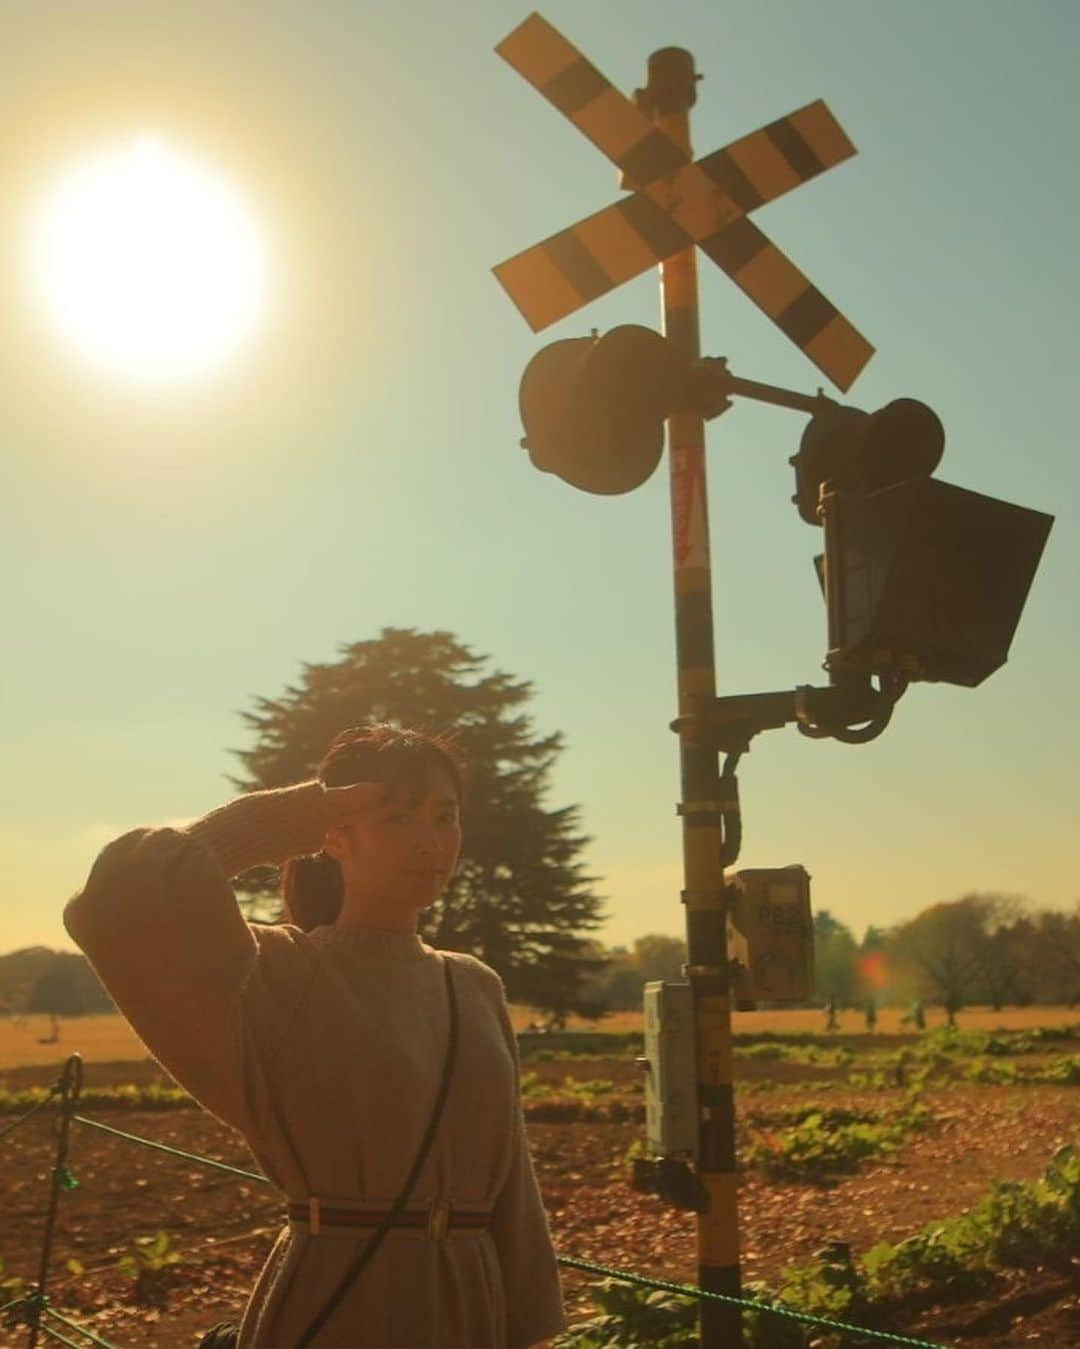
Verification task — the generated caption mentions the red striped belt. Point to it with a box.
[287,1198,492,1239]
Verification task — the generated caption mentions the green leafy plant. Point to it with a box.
[746,1096,931,1182]
[864,1145,1080,1299]
[963,1053,1080,1086]
[554,1279,697,1347]
[116,1230,182,1308]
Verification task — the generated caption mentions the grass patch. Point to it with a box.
[0,1083,192,1113]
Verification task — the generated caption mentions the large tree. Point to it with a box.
[229,628,606,1014]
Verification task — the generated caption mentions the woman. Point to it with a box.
[64,724,566,1347]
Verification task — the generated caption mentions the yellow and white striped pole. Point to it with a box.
[645,47,742,1347]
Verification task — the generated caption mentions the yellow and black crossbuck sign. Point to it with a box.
[494,13,874,392]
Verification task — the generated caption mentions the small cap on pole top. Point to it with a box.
[642,47,700,113]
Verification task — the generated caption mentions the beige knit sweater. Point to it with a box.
[63,783,566,1348]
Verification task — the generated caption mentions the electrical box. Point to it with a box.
[726,866,813,1005]
[642,981,698,1158]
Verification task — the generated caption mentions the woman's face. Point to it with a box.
[330,762,462,913]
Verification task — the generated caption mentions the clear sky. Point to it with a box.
[2,1,1077,955]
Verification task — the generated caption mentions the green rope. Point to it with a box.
[0,1292,30,1315]
[556,1256,949,1349]
[42,1306,119,1349]
[0,1085,60,1142]
[72,1116,266,1184]
[50,1114,951,1348]
[36,1320,93,1349]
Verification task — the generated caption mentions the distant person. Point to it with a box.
[64,724,565,1349]
[865,1000,877,1033]
[824,998,838,1032]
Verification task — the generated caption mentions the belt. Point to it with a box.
[287,1198,492,1240]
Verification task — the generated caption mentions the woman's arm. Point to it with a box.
[63,825,261,1127]
[62,779,382,1126]
[181,781,327,878]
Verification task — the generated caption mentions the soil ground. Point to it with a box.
[1,1017,1078,1346]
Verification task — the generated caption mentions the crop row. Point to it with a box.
[558,1145,1080,1346]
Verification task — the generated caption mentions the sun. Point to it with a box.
[27,134,269,384]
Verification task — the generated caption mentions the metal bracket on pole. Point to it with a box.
[679,889,727,906]
[677,797,738,816]
[630,1155,710,1212]
[671,676,906,754]
[688,357,827,421]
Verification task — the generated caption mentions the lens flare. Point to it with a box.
[857,950,888,991]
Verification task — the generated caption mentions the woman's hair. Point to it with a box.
[281,723,464,932]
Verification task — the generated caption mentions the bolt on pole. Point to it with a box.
[643,45,743,1348]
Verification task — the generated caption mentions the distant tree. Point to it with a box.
[633,934,686,984]
[812,911,859,1007]
[0,949,114,1015]
[229,628,606,1016]
[575,942,642,1014]
[1027,904,1080,1006]
[890,897,990,1026]
[572,934,692,1017]
[966,894,1029,1009]
[28,962,86,1041]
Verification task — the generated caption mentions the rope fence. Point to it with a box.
[1,1053,950,1349]
[0,1087,61,1144]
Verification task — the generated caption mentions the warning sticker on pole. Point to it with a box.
[670,444,710,570]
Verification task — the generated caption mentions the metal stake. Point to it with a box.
[27,1054,82,1349]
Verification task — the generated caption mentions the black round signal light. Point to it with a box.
[518,325,689,495]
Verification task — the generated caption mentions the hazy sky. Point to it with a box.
[2,1,1077,954]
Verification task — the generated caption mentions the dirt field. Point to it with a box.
[2,1013,1078,1346]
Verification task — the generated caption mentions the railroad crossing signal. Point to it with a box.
[791,397,945,525]
[494,12,874,391]
[491,17,1053,1348]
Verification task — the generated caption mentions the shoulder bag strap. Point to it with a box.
[293,955,459,1348]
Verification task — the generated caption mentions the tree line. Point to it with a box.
[26,629,1078,1025]
[13,893,1078,1028]
[815,893,1080,1019]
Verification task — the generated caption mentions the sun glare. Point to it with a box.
[27,134,269,384]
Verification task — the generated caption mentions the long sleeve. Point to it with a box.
[62,782,327,1127]
[182,780,328,879]
[489,983,567,1349]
